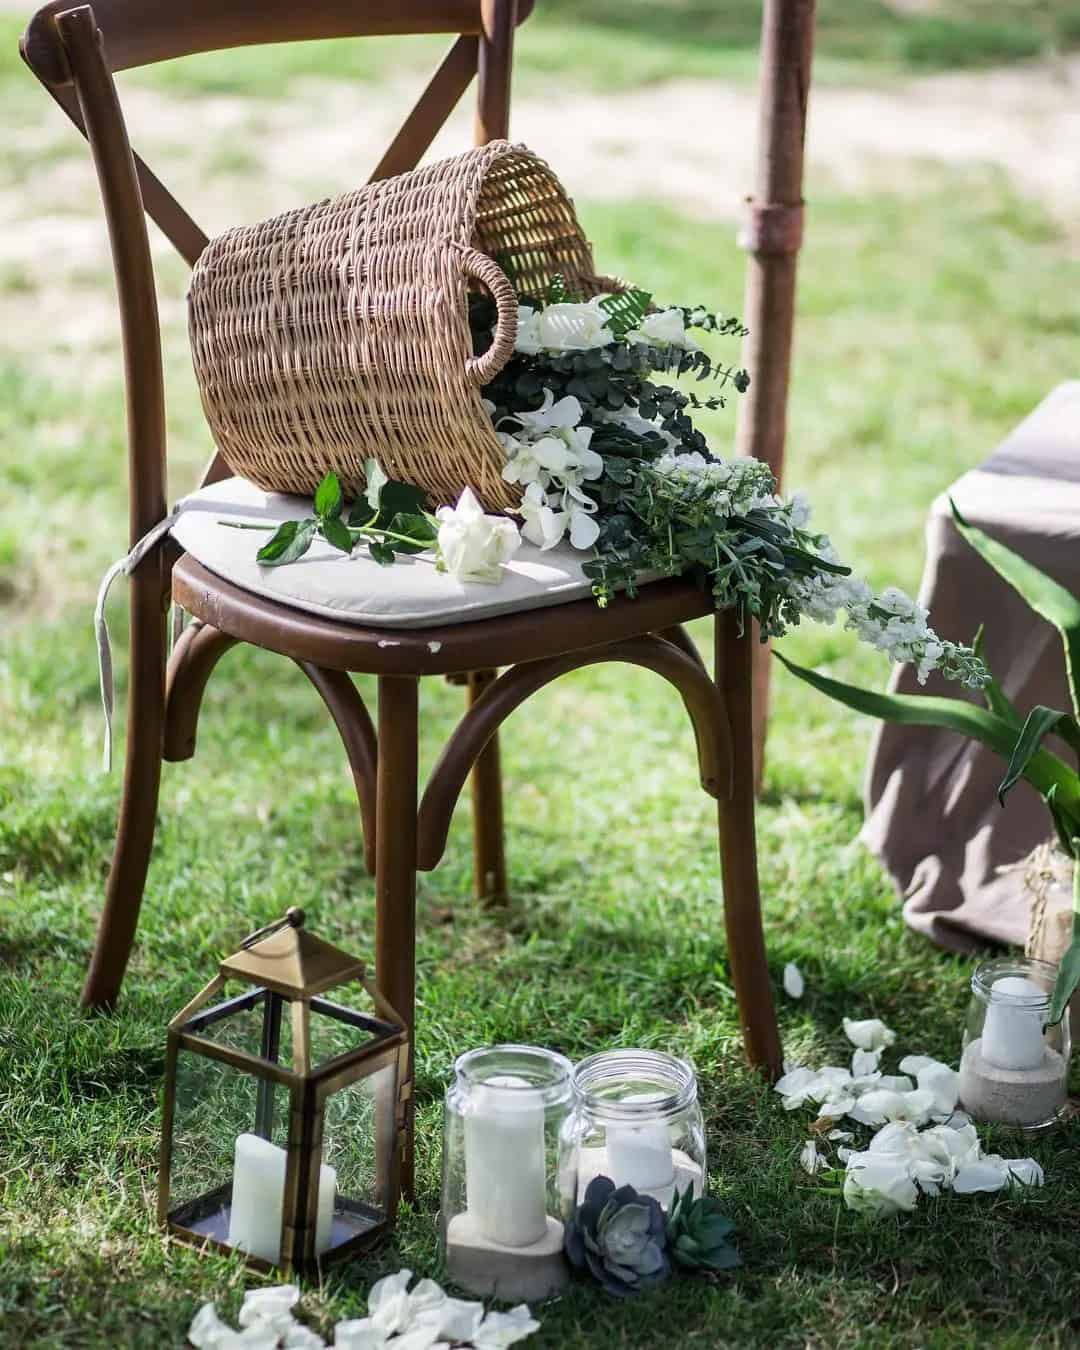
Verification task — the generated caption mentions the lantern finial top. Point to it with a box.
[221,910,365,999]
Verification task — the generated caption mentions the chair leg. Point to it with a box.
[375,674,420,1198]
[466,669,508,904]
[714,611,783,1078]
[81,566,166,1009]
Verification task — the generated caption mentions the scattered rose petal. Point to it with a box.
[333,1320,388,1350]
[1002,1158,1045,1187]
[423,1299,484,1344]
[800,1140,827,1174]
[239,1287,301,1328]
[828,1129,854,1142]
[916,1062,959,1116]
[472,1305,542,1348]
[369,1270,415,1337]
[188,1303,232,1349]
[837,1146,855,1163]
[282,1325,326,1349]
[815,1095,857,1120]
[850,1048,880,1077]
[875,1075,914,1094]
[843,1017,896,1051]
[953,1161,1010,1194]
[783,962,805,999]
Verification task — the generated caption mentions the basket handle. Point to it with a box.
[453,244,518,387]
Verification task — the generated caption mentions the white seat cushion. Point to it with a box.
[171,477,605,629]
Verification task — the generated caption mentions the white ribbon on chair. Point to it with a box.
[95,492,283,773]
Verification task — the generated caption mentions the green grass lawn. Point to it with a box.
[4,9,1080,1343]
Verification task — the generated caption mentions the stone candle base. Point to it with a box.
[959,1038,1067,1130]
[574,1147,703,1209]
[446,1213,568,1302]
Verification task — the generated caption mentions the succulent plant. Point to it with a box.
[565,1176,671,1297]
[665,1184,741,1273]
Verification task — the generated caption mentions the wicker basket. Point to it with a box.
[188,141,601,511]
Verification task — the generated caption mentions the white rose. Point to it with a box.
[436,487,521,584]
[843,1154,919,1217]
[628,307,698,350]
[535,299,614,352]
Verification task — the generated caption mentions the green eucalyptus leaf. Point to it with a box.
[998,706,1080,805]
[256,517,316,566]
[321,515,354,554]
[368,540,396,566]
[364,458,389,511]
[314,471,343,520]
[952,500,1080,718]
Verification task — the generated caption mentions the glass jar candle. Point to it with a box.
[958,956,1071,1130]
[440,1044,573,1301]
[558,1050,706,1216]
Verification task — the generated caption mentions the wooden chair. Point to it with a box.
[21,0,782,1190]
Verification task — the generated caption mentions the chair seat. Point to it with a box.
[172,477,612,630]
[172,477,713,676]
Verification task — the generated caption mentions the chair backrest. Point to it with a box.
[19,0,532,533]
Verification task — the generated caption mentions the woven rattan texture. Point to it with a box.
[188,142,598,510]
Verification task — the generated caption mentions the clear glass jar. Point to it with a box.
[440,1044,573,1302]
[558,1050,706,1217]
[958,956,1071,1131]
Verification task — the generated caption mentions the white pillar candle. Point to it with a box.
[606,1092,675,1191]
[981,976,1046,1071]
[227,1132,336,1263]
[464,1074,547,1248]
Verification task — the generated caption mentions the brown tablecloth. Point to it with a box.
[863,383,1080,951]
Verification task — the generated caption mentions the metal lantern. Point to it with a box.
[157,909,410,1274]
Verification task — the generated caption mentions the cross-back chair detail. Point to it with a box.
[22,0,784,1194]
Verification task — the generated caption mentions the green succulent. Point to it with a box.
[565,1176,671,1297]
[665,1184,741,1273]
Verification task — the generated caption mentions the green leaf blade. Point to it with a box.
[998,706,1078,805]
[1048,932,1080,1025]
[952,500,1080,718]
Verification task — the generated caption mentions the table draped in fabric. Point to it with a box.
[863,382,1080,951]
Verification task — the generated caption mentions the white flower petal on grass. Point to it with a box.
[188,1304,233,1349]
[282,1325,327,1350]
[916,1062,959,1116]
[238,1287,300,1329]
[846,1089,909,1127]
[418,1298,485,1344]
[842,1017,896,1051]
[953,1161,1010,1194]
[843,1154,919,1217]
[783,962,805,999]
[828,1129,854,1142]
[472,1305,542,1348]
[1002,1158,1045,1187]
[850,1048,881,1077]
[333,1320,390,1350]
[898,1054,937,1076]
[800,1140,827,1175]
[816,1095,857,1121]
[390,1329,445,1350]
[368,1270,416,1336]
[875,1075,914,1094]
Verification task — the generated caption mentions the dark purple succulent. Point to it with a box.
[565,1175,671,1297]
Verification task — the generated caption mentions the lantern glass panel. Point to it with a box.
[320,1057,397,1248]
[168,1042,289,1246]
[308,996,393,1069]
